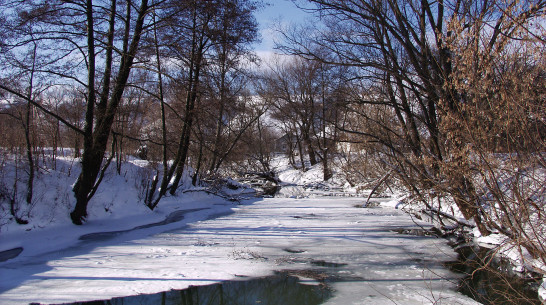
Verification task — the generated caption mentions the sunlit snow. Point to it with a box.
[1,194,479,304]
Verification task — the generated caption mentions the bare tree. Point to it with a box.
[145,0,217,209]
[278,0,546,275]
[205,0,260,174]
[0,0,156,224]
[259,55,344,179]
[146,0,260,209]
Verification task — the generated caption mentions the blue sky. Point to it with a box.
[253,0,311,53]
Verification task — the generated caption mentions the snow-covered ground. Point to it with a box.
[0,154,482,304]
[0,193,480,304]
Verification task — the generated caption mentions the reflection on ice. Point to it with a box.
[56,272,331,305]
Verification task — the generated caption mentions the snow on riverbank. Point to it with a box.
[0,156,239,260]
[0,195,479,305]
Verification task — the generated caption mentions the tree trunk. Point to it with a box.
[209,41,228,173]
[169,34,205,195]
[286,133,297,169]
[71,0,149,224]
[74,133,81,158]
[70,0,97,225]
[297,134,306,170]
[192,136,204,186]
[303,131,317,166]
[24,48,36,205]
[151,14,206,205]
[322,148,332,180]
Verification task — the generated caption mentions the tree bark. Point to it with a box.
[71,0,149,224]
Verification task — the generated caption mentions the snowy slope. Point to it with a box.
[0,156,235,258]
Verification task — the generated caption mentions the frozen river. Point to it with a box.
[0,196,479,304]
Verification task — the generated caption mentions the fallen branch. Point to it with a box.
[364,169,394,206]
[181,188,254,202]
[422,208,476,229]
[239,171,280,184]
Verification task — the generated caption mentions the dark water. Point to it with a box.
[47,272,331,305]
[310,260,347,268]
[445,245,542,305]
[392,227,542,304]
[79,208,208,241]
[0,247,23,262]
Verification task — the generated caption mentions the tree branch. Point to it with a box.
[0,84,84,135]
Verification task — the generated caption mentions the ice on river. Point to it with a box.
[0,197,478,304]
